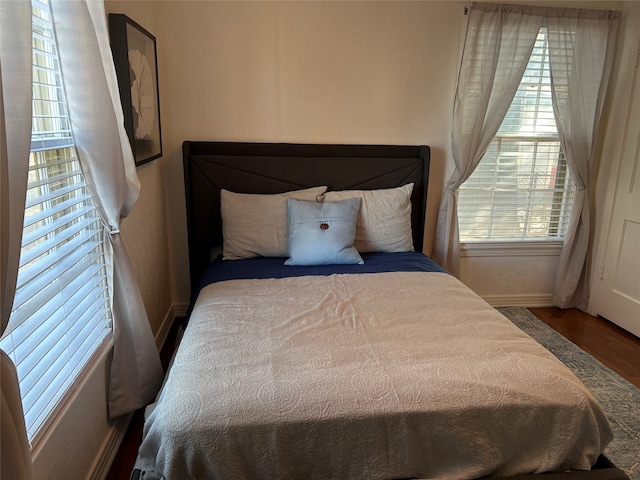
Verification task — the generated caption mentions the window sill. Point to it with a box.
[460,241,564,257]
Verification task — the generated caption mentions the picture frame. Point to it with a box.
[109,14,162,166]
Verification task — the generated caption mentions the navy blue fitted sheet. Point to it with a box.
[194,251,447,296]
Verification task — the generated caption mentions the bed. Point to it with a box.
[132,141,627,480]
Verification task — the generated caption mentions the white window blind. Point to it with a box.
[457,28,576,242]
[0,0,112,443]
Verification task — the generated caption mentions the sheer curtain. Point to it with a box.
[1,1,35,479]
[50,0,163,418]
[433,2,619,310]
[432,3,543,275]
[546,10,619,309]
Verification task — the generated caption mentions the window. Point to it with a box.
[457,28,576,242]
[0,0,111,443]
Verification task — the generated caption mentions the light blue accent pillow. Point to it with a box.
[285,198,364,266]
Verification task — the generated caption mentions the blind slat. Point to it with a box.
[11,282,109,375]
[16,312,69,394]
[25,180,89,210]
[22,199,95,235]
[458,28,575,242]
[19,220,100,267]
[1,0,113,443]
[12,242,105,324]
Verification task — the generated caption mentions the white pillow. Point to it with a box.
[221,186,327,259]
[321,183,414,253]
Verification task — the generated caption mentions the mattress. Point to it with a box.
[134,253,612,479]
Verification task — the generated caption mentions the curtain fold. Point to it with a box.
[546,10,620,309]
[432,2,543,274]
[0,1,35,478]
[50,0,163,418]
[433,2,619,309]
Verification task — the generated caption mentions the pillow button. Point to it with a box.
[320,223,329,230]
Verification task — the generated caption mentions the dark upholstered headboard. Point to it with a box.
[183,141,430,291]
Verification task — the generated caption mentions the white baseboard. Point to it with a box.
[481,293,554,308]
[172,302,190,319]
[91,303,183,480]
[154,303,189,353]
[88,413,132,480]
[155,306,176,350]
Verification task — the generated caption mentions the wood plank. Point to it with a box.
[529,307,640,389]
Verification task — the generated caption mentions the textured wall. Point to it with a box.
[154,0,464,304]
[105,1,172,337]
[120,163,172,335]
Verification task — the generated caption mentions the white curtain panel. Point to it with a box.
[50,0,163,418]
[0,1,35,478]
[432,2,543,275]
[434,3,619,310]
[546,10,620,309]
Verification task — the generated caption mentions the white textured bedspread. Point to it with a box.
[134,272,612,479]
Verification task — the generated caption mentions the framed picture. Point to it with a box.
[109,14,162,166]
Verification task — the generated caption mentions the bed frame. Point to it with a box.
[181,140,629,480]
[183,141,430,293]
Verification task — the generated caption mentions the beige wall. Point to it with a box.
[154,0,629,307]
[101,0,637,330]
[120,161,172,334]
[105,1,172,337]
[154,1,464,304]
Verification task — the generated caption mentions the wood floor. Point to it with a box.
[105,307,640,479]
[529,307,640,389]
